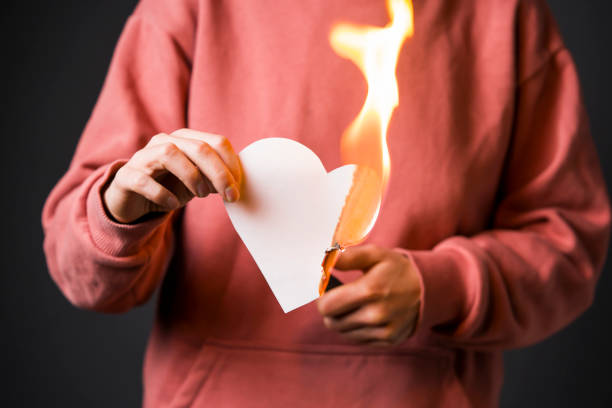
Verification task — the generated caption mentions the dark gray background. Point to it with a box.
[1,0,611,406]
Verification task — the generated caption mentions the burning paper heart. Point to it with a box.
[224,138,357,313]
[225,0,415,312]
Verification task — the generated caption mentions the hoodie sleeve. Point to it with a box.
[42,3,194,313]
[406,0,610,349]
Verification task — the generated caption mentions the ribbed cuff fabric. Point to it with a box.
[86,160,171,257]
[395,247,467,334]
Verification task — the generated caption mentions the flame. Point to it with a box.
[332,0,414,190]
[320,0,414,294]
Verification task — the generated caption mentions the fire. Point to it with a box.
[332,0,414,189]
[320,0,414,294]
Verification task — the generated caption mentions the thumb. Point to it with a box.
[334,244,386,272]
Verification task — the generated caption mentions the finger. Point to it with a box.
[317,278,382,317]
[114,165,180,210]
[156,172,198,205]
[323,303,390,332]
[149,134,238,201]
[334,244,387,271]
[392,318,417,344]
[342,324,396,344]
[131,143,210,198]
[170,129,243,185]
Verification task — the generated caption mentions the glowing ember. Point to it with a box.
[320,0,414,294]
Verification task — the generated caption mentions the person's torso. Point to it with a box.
[144,1,523,406]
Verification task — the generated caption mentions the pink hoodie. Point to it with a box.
[42,0,610,406]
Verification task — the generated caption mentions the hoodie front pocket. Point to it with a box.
[170,338,469,408]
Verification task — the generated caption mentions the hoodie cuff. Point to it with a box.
[395,247,468,333]
[86,160,171,257]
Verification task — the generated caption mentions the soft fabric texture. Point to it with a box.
[42,0,610,406]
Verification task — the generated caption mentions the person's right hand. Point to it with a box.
[103,129,242,224]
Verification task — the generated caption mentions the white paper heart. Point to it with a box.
[224,138,356,313]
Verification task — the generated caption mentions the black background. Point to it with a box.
[1,0,611,406]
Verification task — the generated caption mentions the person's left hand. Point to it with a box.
[317,244,422,346]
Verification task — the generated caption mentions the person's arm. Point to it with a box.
[408,47,609,348]
[318,0,610,348]
[42,6,192,313]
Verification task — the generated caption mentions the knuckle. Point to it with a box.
[130,150,150,168]
[151,190,167,204]
[159,142,178,157]
[213,169,232,187]
[360,285,375,301]
[362,243,379,254]
[366,306,385,324]
[131,149,145,162]
[131,172,149,190]
[114,165,128,179]
[150,133,167,144]
[172,128,189,135]
[362,282,382,301]
[168,128,188,140]
[113,167,130,188]
[368,243,386,259]
[203,162,231,186]
[214,135,231,150]
[363,243,377,251]
[195,141,213,157]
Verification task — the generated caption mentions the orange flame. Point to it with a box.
[320,0,414,294]
[332,0,414,190]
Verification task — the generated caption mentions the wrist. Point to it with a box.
[86,161,171,256]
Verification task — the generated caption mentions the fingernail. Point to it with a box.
[197,182,207,197]
[224,185,239,202]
